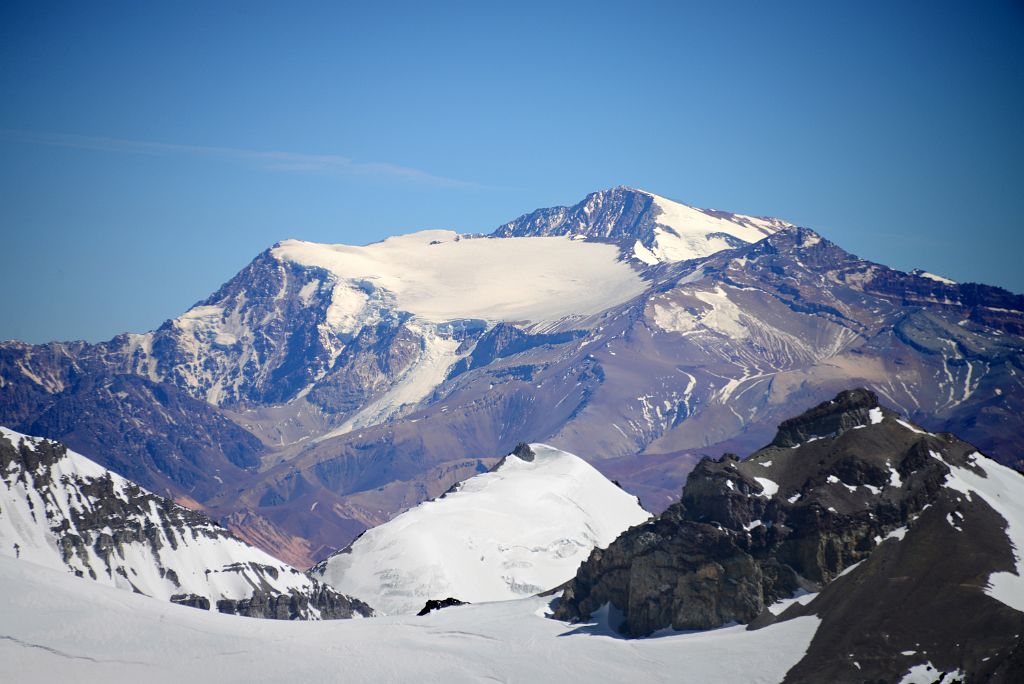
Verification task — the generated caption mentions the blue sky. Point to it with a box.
[1,1,1022,343]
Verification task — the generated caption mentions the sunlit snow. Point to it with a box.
[644,193,787,263]
[0,554,821,684]
[273,231,649,326]
[314,444,651,615]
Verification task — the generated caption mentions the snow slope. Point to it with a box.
[642,191,789,263]
[0,553,821,684]
[273,230,649,327]
[938,449,1024,612]
[0,427,366,618]
[313,444,651,615]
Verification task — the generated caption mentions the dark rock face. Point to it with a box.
[554,390,1008,642]
[492,186,659,248]
[217,584,373,620]
[777,489,1024,683]
[171,594,211,610]
[21,373,264,499]
[417,597,468,616]
[445,323,585,382]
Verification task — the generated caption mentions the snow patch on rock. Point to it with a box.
[754,477,779,498]
[940,453,1024,612]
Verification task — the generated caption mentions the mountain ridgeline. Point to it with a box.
[1,187,1021,567]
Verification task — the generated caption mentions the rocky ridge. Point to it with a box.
[554,389,1024,681]
[0,427,372,620]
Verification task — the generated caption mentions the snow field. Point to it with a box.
[0,553,821,684]
[273,230,649,326]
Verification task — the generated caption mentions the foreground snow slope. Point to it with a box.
[0,427,368,619]
[0,553,821,684]
[313,444,651,615]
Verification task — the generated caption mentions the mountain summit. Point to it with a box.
[494,186,793,264]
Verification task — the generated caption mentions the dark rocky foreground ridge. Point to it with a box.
[0,428,372,620]
[555,389,1024,682]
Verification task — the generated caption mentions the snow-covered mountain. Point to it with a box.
[557,389,1024,681]
[1,186,1021,567]
[0,427,371,619]
[311,443,650,615]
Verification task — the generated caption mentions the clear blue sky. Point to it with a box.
[2,1,1022,343]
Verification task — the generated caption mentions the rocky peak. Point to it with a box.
[770,388,884,448]
[553,390,997,640]
[492,186,790,265]
[491,186,657,242]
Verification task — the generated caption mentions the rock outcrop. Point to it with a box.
[556,390,1006,619]
[557,389,1024,679]
[555,389,1024,681]
[417,597,468,616]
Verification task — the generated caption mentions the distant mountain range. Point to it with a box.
[2,187,1021,566]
